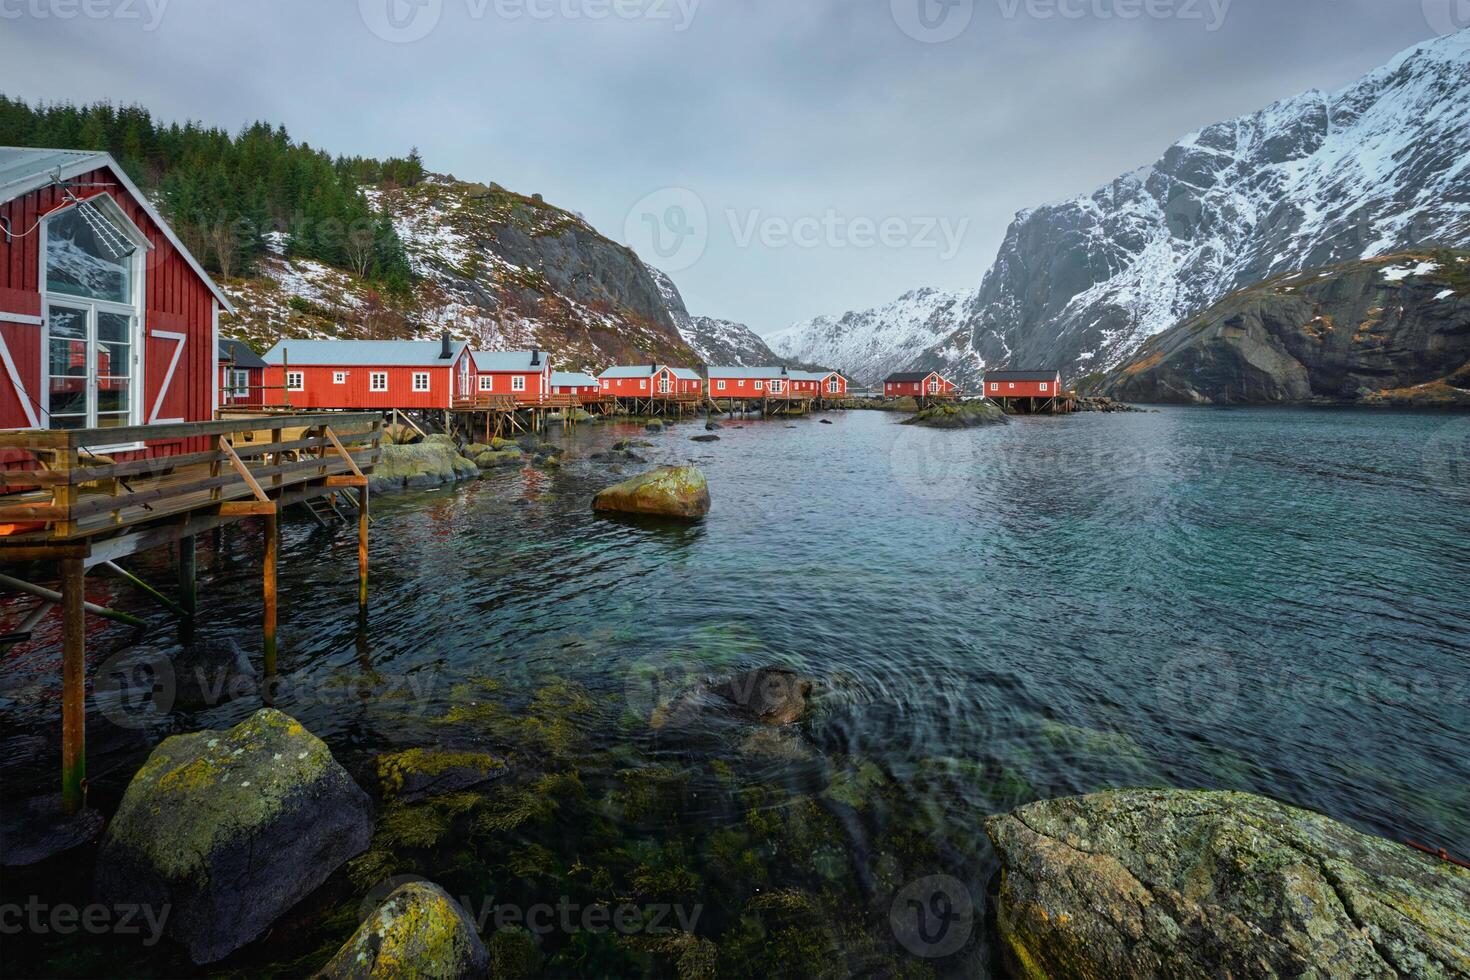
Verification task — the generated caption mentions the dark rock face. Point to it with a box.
[171,639,259,711]
[95,709,373,964]
[712,668,812,726]
[0,796,104,867]
[986,788,1470,979]
[1104,254,1470,406]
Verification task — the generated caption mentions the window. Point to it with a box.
[1008,383,1015,390]
[991,383,999,392]
[717,380,726,391]
[371,372,388,392]
[230,369,251,400]
[413,372,431,392]
[601,379,610,390]
[286,371,304,392]
[480,376,494,392]
[1040,382,1049,392]
[659,375,671,394]
[829,379,840,393]
[755,381,764,391]
[512,376,527,392]
[639,379,647,390]
[43,202,143,430]
[334,371,347,385]
[770,380,783,393]
[929,380,940,393]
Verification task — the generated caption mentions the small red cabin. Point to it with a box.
[598,364,700,398]
[983,370,1063,399]
[790,370,848,398]
[706,366,802,398]
[262,337,471,410]
[884,371,958,399]
[470,350,551,404]
[0,147,234,457]
[218,339,266,407]
[550,371,600,399]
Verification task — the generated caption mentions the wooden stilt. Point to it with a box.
[263,510,279,679]
[60,557,86,813]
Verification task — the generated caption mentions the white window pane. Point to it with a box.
[46,205,134,304]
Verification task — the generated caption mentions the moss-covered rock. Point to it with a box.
[901,400,1007,429]
[375,748,508,803]
[95,709,373,964]
[474,448,524,469]
[592,466,710,520]
[370,442,480,493]
[986,788,1470,979]
[712,667,811,726]
[317,881,487,980]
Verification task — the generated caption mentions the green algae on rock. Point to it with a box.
[375,748,509,803]
[317,881,488,980]
[370,440,480,493]
[986,788,1470,979]
[592,466,711,520]
[94,709,373,964]
[901,400,1007,429]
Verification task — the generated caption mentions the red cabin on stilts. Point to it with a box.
[261,336,472,410]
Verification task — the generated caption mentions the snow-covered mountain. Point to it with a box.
[785,30,1470,388]
[645,264,781,366]
[767,287,970,385]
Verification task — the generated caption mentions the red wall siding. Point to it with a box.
[709,376,787,398]
[984,378,1060,398]
[0,165,217,459]
[267,364,453,410]
[473,369,548,399]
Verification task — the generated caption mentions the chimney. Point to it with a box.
[440,331,453,360]
[651,362,659,374]
[531,349,541,367]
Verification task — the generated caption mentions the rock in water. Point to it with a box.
[901,401,1007,429]
[691,434,721,443]
[375,748,508,803]
[319,881,488,980]
[986,788,1470,979]
[95,709,373,964]
[370,442,479,493]
[712,667,811,726]
[171,638,259,711]
[592,466,710,520]
[474,448,523,470]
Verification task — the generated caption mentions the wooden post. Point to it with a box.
[60,557,86,813]
[357,484,370,618]
[263,510,279,679]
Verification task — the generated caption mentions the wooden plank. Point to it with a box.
[325,475,368,488]
[218,437,270,502]
[219,501,278,517]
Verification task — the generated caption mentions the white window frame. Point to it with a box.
[1008,382,1015,390]
[717,380,726,391]
[333,371,347,385]
[601,379,610,390]
[828,378,840,393]
[413,371,431,392]
[39,195,149,442]
[639,379,648,390]
[286,370,305,392]
[755,381,764,391]
[769,379,784,394]
[370,371,389,392]
[512,375,527,393]
[229,368,251,400]
[991,383,999,392]
[1040,382,1049,392]
[659,374,671,394]
[480,375,494,392]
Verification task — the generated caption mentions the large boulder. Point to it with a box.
[318,881,488,980]
[986,788,1470,979]
[592,466,710,520]
[95,709,373,964]
[901,400,1007,428]
[474,448,523,470]
[370,441,479,493]
[712,667,811,726]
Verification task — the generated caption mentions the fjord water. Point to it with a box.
[3,407,1467,974]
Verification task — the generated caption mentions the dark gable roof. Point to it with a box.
[218,339,267,369]
[984,370,1061,382]
[885,371,941,383]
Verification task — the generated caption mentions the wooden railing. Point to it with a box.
[0,413,382,544]
[452,393,585,411]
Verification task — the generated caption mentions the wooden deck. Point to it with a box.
[0,413,381,813]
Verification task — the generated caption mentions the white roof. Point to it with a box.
[0,147,235,313]
[551,371,599,388]
[707,365,792,380]
[263,339,468,367]
[472,350,546,372]
[669,367,702,381]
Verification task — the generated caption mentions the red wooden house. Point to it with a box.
[469,350,552,404]
[983,370,1063,399]
[597,363,701,399]
[789,370,849,398]
[0,147,234,456]
[218,339,266,407]
[883,370,958,399]
[262,336,471,410]
[550,371,601,399]
[706,365,801,399]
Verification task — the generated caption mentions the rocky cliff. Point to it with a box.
[1104,252,1470,407]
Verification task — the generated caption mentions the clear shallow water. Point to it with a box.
[2,407,1468,976]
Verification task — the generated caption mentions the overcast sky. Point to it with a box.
[0,0,1452,334]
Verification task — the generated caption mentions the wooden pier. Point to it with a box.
[450,392,590,440]
[0,413,382,813]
